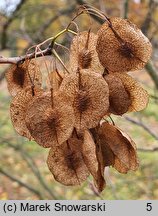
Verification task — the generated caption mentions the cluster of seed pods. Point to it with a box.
[6,16,152,192]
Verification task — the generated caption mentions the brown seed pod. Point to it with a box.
[97,133,130,174]
[82,130,106,192]
[96,17,152,72]
[90,128,115,173]
[25,92,75,148]
[70,31,104,74]
[98,138,115,168]
[82,130,98,179]
[91,126,131,174]
[115,73,149,112]
[46,69,63,91]
[47,138,89,186]
[117,128,139,171]
[114,156,129,174]
[97,122,139,171]
[59,69,109,130]
[104,74,131,115]
[10,87,43,140]
[5,59,42,97]
[59,72,78,104]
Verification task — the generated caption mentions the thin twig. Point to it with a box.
[123,0,129,19]
[125,116,158,140]
[141,0,157,36]
[2,141,58,199]
[0,46,52,64]
[138,147,158,152]
[140,0,158,89]
[0,167,44,199]
[0,28,76,65]
[150,94,158,100]
[145,61,158,90]
[53,49,69,73]
[75,0,104,23]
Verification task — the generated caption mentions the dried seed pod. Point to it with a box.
[114,127,139,173]
[59,72,78,104]
[83,130,106,192]
[60,69,109,130]
[114,156,129,174]
[115,73,149,112]
[47,138,89,186]
[97,122,139,171]
[91,126,131,174]
[5,59,42,97]
[104,74,131,115]
[10,87,43,140]
[46,69,63,91]
[97,17,152,72]
[117,128,139,171]
[70,31,104,74]
[96,129,130,174]
[25,92,75,148]
[98,138,115,168]
[82,130,98,179]
[90,127,115,173]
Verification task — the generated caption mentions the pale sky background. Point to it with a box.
[0,0,20,14]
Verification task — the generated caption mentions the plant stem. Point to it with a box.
[53,49,69,73]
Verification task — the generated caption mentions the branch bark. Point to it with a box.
[138,147,158,152]
[0,46,52,64]
[125,116,158,140]
[0,167,44,199]
[141,0,157,36]
[145,61,158,89]
[123,0,129,19]
[4,141,58,199]
[141,0,158,89]
[75,0,104,23]
[0,1,157,92]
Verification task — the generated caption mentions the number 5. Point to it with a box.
[146,203,152,211]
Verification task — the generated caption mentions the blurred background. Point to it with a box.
[0,0,158,200]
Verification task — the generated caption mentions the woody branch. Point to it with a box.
[0,45,52,65]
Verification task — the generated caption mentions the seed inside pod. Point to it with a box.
[70,31,104,74]
[59,69,109,130]
[6,59,42,97]
[96,17,152,72]
[115,73,149,112]
[96,122,139,171]
[46,69,63,91]
[10,86,43,140]
[25,92,75,148]
[47,137,89,186]
[82,129,106,192]
[104,73,131,115]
